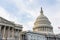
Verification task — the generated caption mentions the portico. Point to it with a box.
[0,17,23,40]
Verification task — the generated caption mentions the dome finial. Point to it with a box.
[40,7,43,15]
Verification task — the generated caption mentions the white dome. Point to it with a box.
[33,8,53,33]
[35,15,51,25]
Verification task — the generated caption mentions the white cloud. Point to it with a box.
[29,0,33,3]
[0,7,10,18]
[0,6,19,24]
[1,0,60,34]
[23,20,34,31]
[56,0,60,2]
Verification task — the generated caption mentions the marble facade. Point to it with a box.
[0,8,60,40]
[20,8,60,40]
[0,17,22,40]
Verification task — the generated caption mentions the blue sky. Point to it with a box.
[0,0,60,34]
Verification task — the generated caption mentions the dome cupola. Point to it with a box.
[33,7,53,33]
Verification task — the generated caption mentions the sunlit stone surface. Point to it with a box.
[0,8,60,40]
[0,17,22,40]
[21,8,60,40]
[33,7,53,33]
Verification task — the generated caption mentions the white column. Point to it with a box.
[20,34,22,40]
[12,27,15,40]
[0,26,1,31]
[3,26,6,40]
[0,25,2,40]
[19,30,22,40]
[7,27,10,40]
[18,30,20,40]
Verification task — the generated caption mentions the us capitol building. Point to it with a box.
[0,8,60,40]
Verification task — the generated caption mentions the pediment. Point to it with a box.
[0,17,14,25]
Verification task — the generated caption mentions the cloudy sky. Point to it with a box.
[0,0,60,34]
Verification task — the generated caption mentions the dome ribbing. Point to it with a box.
[33,8,53,33]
